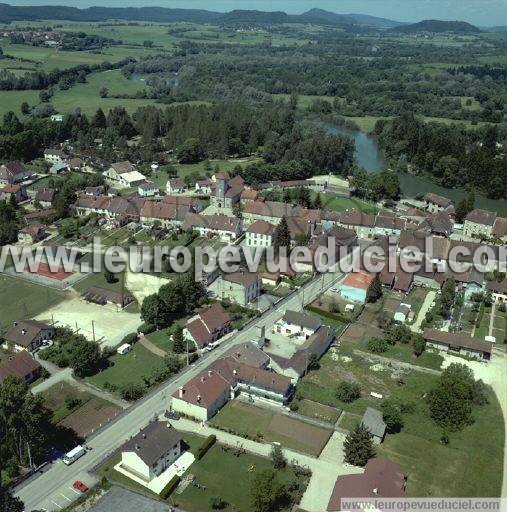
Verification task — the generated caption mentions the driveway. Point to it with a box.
[411,290,436,333]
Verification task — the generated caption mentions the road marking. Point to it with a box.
[70,486,81,494]
[61,493,72,501]
[51,500,63,509]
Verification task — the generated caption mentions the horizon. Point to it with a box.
[4,0,507,27]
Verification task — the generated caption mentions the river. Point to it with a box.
[325,124,507,216]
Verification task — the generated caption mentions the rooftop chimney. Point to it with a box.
[178,386,184,398]
[21,329,26,335]
[208,370,213,377]
[197,395,201,403]
[201,376,206,383]
[135,444,140,451]
[373,488,378,495]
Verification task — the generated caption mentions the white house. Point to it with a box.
[44,149,68,165]
[245,220,277,247]
[119,170,147,188]
[120,422,184,483]
[219,271,261,306]
[274,310,322,340]
[182,213,241,242]
[138,181,159,197]
[166,178,187,195]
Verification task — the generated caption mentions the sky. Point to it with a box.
[6,0,507,26]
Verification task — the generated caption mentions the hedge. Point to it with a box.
[137,322,156,335]
[121,332,138,345]
[196,434,216,460]
[159,474,181,499]
[306,305,350,324]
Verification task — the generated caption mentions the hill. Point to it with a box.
[391,19,481,34]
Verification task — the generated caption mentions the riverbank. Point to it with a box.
[321,120,507,216]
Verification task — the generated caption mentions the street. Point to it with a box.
[16,266,345,511]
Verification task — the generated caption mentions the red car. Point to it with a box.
[73,480,89,493]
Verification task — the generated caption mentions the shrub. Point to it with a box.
[121,332,138,345]
[367,337,389,354]
[196,434,216,460]
[159,474,181,499]
[137,322,156,335]
[335,381,361,403]
[120,383,145,401]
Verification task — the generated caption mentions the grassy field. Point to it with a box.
[295,399,341,425]
[0,274,68,330]
[298,343,504,497]
[41,381,121,437]
[85,342,163,392]
[315,192,378,214]
[211,400,332,457]
[145,327,173,353]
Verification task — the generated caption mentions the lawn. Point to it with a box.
[294,399,341,424]
[211,400,332,457]
[145,327,173,353]
[85,342,163,393]
[337,412,361,432]
[0,274,68,330]
[312,192,378,215]
[175,440,309,512]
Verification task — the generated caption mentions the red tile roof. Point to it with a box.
[341,270,374,291]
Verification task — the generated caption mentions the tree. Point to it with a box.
[141,294,170,329]
[69,340,101,377]
[172,327,185,354]
[99,87,109,98]
[250,469,286,512]
[104,268,117,284]
[178,138,204,164]
[366,274,382,303]
[312,192,322,209]
[92,108,107,129]
[0,484,24,512]
[274,216,291,255]
[307,353,320,371]
[428,363,478,431]
[412,334,426,356]
[381,400,403,433]
[20,102,30,115]
[270,444,286,469]
[143,40,154,48]
[344,424,375,466]
[335,381,361,403]
[455,189,475,223]
[120,382,145,401]
[439,278,455,318]
[367,337,389,354]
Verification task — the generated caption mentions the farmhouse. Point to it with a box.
[184,302,231,349]
[219,271,261,306]
[137,181,159,197]
[243,200,297,226]
[119,421,184,483]
[140,201,190,228]
[338,270,374,303]
[44,148,68,165]
[0,351,41,384]
[423,328,493,361]
[274,310,322,340]
[171,356,293,421]
[166,178,187,194]
[327,458,407,511]
[4,320,54,353]
[336,210,376,239]
[35,188,57,208]
[361,407,386,444]
[18,222,48,243]
[0,183,27,203]
[162,195,204,213]
[104,161,136,181]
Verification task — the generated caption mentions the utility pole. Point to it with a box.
[186,337,189,366]
[92,320,96,343]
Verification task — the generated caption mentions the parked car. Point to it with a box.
[73,481,89,493]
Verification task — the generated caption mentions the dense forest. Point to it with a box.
[375,113,507,199]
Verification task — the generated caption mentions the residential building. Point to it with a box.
[4,320,54,353]
[184,302,231,349]
[195,177,212,194]
[166,178,187,195]
[0,183,27,203]
[0,351,41,384]
[140,201,190,228]
[18,222,48,243]
[120,422,184,483]
[269,326,335,381]
[138,181,159,197]
[423,193,453,213]
[44,148,68,165]
[240,188,260,204]
[210,173,244,208]
[83,286,133,309]
[394,303,411,324]
[35,188,57,208]
[182,213,241,241]
[361,407,386,444]
[162,195,203,213]
[0,161,31,185]
[423,329,493,360]
[464,209,497,238]
[49,162,68,175]
[67,157,84,170]
[336,210,376,239]
[420,211,454,237]
[338,270,375,303]
[171,356,293,421]
[245,220,277,247]
[374,213,406,237]
[327,458,407,511]
[274,310,322,340]
[243,200,297,226]
[492,217,507,242]
[104,161,137,182]
[219,271,261,306]
[486,279,507,303]
[224,342,270,369]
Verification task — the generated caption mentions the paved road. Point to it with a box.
[16,266,346,511]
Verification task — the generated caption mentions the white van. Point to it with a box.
[62,445,86,465]
[117,343,132,355]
